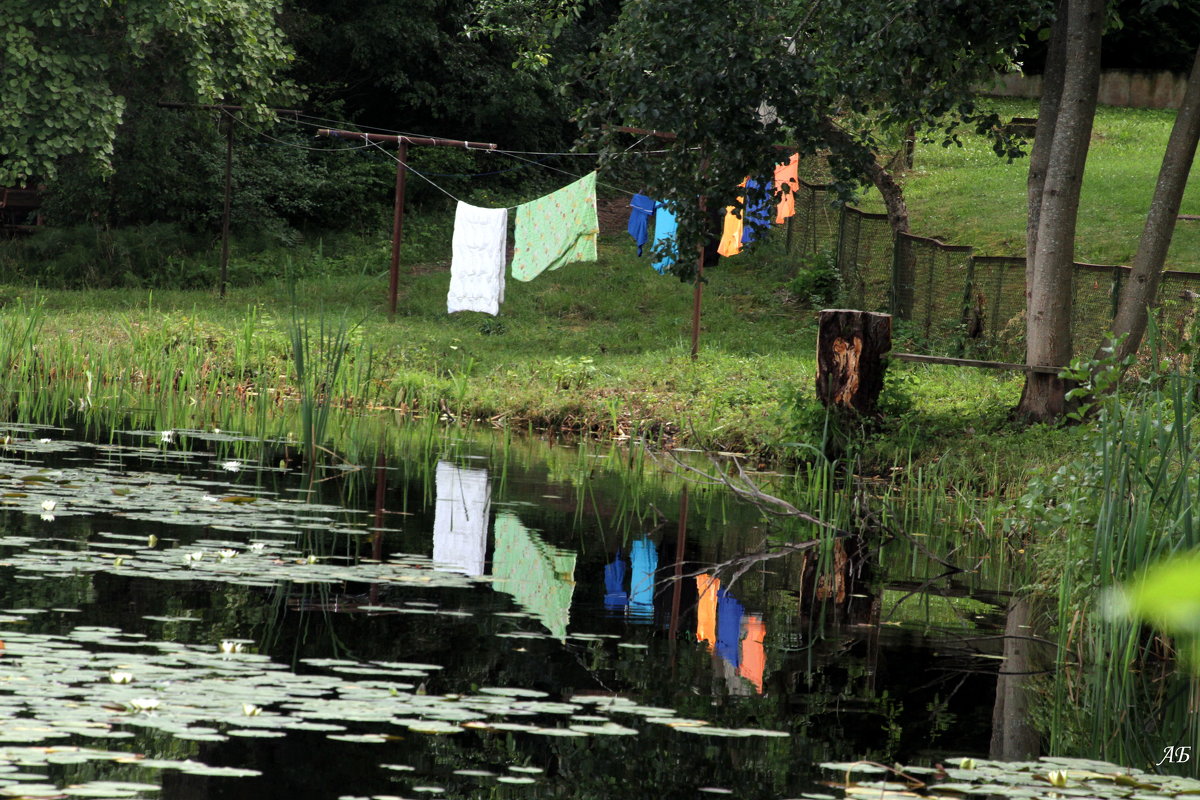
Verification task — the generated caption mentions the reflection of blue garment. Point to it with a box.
[629,537,658,620]
[741,179,773,244]
[651,205,677,274]
[604,552,628,611]
[716,589,743,667]
[628,195,656,256]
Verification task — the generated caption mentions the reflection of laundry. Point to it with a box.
[739,614,766,694]
[492,512,577,640]
[604,551,629,611]
[432,462,490,576]
[696,574,720,648]
[628,537,658,621]
[716,588,743,668]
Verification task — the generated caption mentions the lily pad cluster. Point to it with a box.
[817,757,1200,800]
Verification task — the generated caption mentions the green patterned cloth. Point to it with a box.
[511,172,599,281]
[492,512,577,640]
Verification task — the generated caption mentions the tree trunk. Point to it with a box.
[990,597,1046,761]
[1026,0,1068,271]
[1017,0,1104,423]
[1104,42,1200,364]
[819,116,910,235]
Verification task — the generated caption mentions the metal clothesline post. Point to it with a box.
[315,129,498,318]
[157,102,303,298]
[609,126,794,360]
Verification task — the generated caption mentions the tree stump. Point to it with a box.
[816,310,892,414]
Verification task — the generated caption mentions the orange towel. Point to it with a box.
[774,154,799,224]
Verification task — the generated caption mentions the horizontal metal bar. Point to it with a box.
[317,128,497,150]
[892,352,1062,374]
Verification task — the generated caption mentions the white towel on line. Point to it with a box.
[448,201,507,315]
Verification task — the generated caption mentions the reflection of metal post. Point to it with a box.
[669,486,689,669]
[369,450,386,604]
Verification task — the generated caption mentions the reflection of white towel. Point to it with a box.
[448,202,507,316]
[432,461,490,575]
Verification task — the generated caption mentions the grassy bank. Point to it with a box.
[860,99,1200,269]
[0,225,1078,481]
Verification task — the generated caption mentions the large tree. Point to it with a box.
[1016,0,1105,422]
[0,0,294,186]
[585,0,1053,280]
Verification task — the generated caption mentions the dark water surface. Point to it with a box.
[0,421,1012,800]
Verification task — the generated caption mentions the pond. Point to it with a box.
[0,415,1170,799]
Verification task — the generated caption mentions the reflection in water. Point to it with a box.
[492,511,578,639]
[740,614,766,694]
[604,550,629,610]
[716,588,744,668]
[696,574,721,647]
[432,461,490,576]
[990,597,1043,761]
[629,536,658,620]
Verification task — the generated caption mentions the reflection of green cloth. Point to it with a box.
[511,172,599,281]
[492,512,577,640]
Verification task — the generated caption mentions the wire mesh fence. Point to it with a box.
[796,200,1200,366]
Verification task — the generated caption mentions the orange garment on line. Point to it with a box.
[696,574,721,648]
[717,179,747,257]
[739,614,766,694]
[774,154,800,224]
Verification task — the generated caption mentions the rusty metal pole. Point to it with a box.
[219,114,234,299]
[388,140,409,318]
[691,159,710,360]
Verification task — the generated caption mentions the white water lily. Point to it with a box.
[218,549,238,560]
[109,671,134,684]
[160,430,174,444]
[185,551,204,562]
[37,438,51,444]
[40,499,56,512]
[1047,770,1069,788]
[959,758,976,770]
[242,703,262,717]
[305,554,318,564]
[248,543,266,552]
[220,640,245,654]
[128,697,160,712]
[40,512,55,522]
[222,460,242,472]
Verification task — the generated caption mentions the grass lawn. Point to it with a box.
[857,98,1200,269]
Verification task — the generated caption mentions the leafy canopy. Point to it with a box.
[0,0,294,186]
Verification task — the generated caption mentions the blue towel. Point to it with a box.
[629,537,658,620]
[716,588,744,668]
[651,205,677,274]
[604,551,628,611]
[628,194,656,256]
[741,178,773,245]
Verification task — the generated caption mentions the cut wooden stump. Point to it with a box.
[816,309,892,414]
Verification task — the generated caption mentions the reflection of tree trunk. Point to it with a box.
[798,535,873,623]
[990,597,1043,761]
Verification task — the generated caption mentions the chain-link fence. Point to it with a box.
[836,207,892,312]
[796,200,1200,365]
[789,180,841,258]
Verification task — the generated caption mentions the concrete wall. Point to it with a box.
[983,70,1188,109]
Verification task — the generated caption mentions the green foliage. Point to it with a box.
[0,0,294,185]
[786,250,841,308]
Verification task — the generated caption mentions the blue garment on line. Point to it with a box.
[604,551,629,611]
[628,194,656,256]
[651,205,678,274]
[741,178,773,245]
[716,588,744,668]
[629,537,658,621]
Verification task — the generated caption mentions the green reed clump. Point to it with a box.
[1013,345,1200,770]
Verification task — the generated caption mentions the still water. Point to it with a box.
[0,420,1018,799]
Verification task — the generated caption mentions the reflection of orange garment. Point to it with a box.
[739,615,766,694]
[696,574,720,648]
[774,154,799,224]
